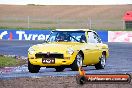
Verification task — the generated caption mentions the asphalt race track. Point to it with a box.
[0,40,132,79]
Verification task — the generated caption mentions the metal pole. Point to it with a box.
[122,20,126,30]
[89,18,92,29]
[28,16,30,29]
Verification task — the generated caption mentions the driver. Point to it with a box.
[56,33,66,41]
[80,35,86,43]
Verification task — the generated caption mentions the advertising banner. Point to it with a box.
[108,31,132,42]
[0,29,108,42]
[0,30,51,40]
[96,30,108,42]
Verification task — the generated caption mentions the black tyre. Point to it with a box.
[95,54,106,69]
[71,53,83,71]
[55,66,65,72]
[76,76,87,85]
[28,61,40,73]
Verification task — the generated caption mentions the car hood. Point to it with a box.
[32,42,82,53]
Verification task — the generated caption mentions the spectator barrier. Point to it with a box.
[108,31,132,42]
[3,29,132,42]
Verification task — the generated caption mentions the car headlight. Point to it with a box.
[67,48,74,55]
[28,47,35,54]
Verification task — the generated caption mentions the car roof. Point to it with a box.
[55,29,93,32]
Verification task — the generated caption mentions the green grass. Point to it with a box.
[0,19,132,31]
[0,56,26,67]
[32,21,58,24]
[125,28,132,31]
[0,26,56,30]
[93,28,132,31]
[0,26,132,31]
[0,20,26,23]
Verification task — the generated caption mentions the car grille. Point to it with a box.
[35,53,64,59]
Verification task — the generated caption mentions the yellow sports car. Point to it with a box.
[28,29,109,73]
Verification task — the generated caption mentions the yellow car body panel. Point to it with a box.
[28,43,77,66]
[28,42,109,66]
[28,30,109,68]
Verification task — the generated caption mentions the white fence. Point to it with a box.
[0,16,131,30]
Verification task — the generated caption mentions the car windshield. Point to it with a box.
[47,31,86,43]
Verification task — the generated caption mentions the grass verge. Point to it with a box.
[0,56,26,68]
[0,26,132,31]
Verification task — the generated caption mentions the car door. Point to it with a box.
[83,31,102,65]
[83,43,100,65]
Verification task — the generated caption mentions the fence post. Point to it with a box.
[28,16,30,29]
[56,18,58,28]
[89,18,92,29]
[122,20,126,30]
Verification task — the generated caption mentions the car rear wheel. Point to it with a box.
[95,54,106,69]
[28,61,40,73]
[55,66,65,72]
[71,53,83,71]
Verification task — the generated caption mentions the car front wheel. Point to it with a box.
[71,53,83,71]
[28,61,40,73]
[95,54,106,69]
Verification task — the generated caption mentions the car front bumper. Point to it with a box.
[28,52,77,67]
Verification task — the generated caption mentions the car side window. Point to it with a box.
[88,32,102,43]
[93,32,102,43]
[87,32,95,43]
